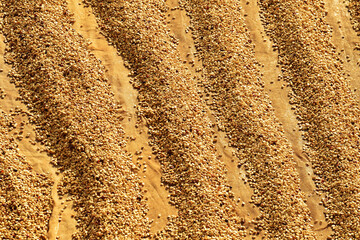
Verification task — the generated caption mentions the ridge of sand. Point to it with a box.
[0,33,63,240]
[0,110,53,239]
[240,0,331,238]
[323,0,360,101]
[164,0,260,237]
[181,0,316,238]
[2,1,151,238]
[66,0,177,234]
[84,0,249,238]
[259,0,360,238]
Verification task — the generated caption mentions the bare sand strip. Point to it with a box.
[0,33,66,240]
[84,0,248,238]
[346,0,360,34]
[65,0,177,234]
[2,0,150,239]
[323,0,360,101]
[181,0,315,238]
[164,0,261,236]
[0,111,53,239]
[258,0,360,238]
[240,0,332,238]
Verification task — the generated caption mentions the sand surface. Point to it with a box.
[240,1,332,238]
[66,0,178,236]
[0,35,65,239]
[324,0,360,100]
[0,0,359,239]
[165,0,261,230]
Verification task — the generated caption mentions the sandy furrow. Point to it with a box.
[323,0,360,101]
[346,0,360,33]
[0,33,66,240]
[181,0,315,238]
[258,0,360,238]
[1,0,150,239]
[165,0,261,236]
[65,0,177,234]
[84,0,248,238]
[0,111,53,239]
[240,0,332,238]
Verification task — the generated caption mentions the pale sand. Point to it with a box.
[0,34,64,240]
[240,0,332,238]
[166,0,261,231]
[66,0,177,236]
[1,0,359,239]
[323,0,360,101]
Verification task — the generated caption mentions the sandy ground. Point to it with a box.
[66,0,178,236]
[323,0,360,101]
[62,0,260,237]
[165,0,261,232]
[0,34,67,240]
[240,0,332,238]
[0,0,358,239]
